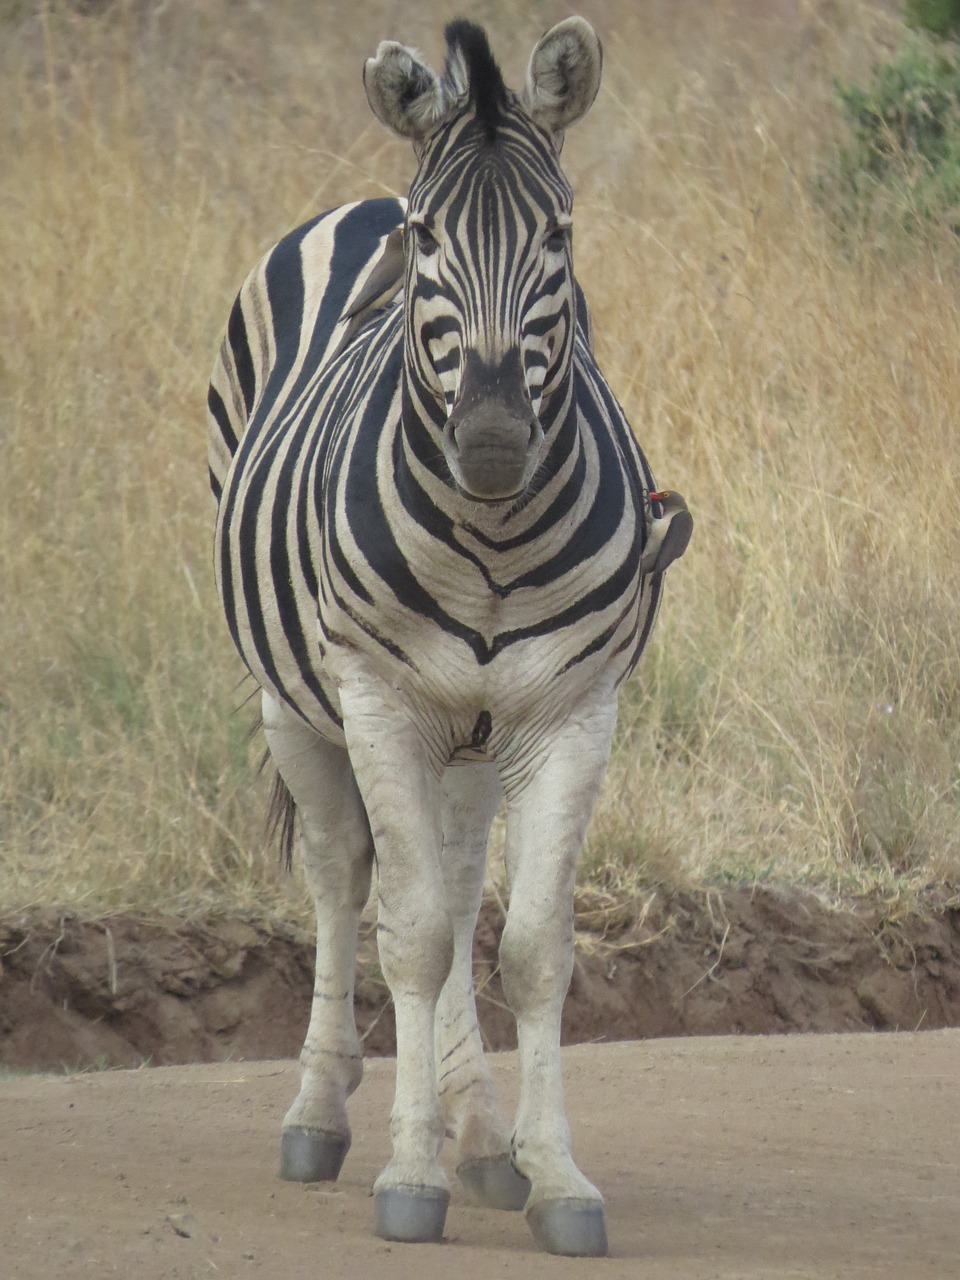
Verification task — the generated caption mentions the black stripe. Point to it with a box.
[226,295,255,416]
[504,418,625,591]
[207,383,238,456]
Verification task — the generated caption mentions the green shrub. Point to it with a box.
[832,35,960,231]
[907,0,960,40]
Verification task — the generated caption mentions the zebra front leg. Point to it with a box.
[435,762,530,1211]
[338,673,453,1244]
[499,691,619,1257]
[261,693,374,1184]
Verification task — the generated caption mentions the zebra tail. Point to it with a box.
[247,709,298,871]
[265,767,298,873]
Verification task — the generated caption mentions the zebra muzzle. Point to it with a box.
[443,350,544,501]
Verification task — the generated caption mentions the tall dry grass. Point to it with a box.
[0,0,957,921]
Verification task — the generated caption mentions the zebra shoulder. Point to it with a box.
[210,199,405,434]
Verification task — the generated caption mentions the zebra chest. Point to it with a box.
[315,489,648,719]
[320,553,592,675]
[317,557,633,737]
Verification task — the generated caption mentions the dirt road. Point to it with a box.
[3,1032,957,1279]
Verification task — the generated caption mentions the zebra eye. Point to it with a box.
[410,221,439,257]
[544,225,570,254]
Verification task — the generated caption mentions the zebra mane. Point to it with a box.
[442,20,508,142]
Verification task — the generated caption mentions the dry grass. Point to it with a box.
[1,0,958,922]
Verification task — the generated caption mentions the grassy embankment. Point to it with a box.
[1,0,958,924]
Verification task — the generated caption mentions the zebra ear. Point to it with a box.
[522,17,602,139]
[364,41,452,143]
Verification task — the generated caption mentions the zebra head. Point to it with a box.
[364,18,602,504]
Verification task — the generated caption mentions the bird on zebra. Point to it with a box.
[207,15,692,1258]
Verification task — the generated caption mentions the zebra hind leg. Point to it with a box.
[260,693,374,1184]
[435,763,531,1212]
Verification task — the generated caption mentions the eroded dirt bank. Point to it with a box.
[2,886,959,1071]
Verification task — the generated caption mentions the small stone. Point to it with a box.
[165,1211,198,1239]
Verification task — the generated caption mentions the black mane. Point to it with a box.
[444,19,508,142]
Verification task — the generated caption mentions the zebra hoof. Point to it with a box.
[373,1186,450,1243]
[457,1155,531,1211]
[526,1198,609,1257]
[279,1127,350,1182]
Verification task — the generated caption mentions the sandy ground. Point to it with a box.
[3,1031,958,1280]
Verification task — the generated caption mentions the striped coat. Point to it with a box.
[209,195,661,772]
[207,17,689,1259]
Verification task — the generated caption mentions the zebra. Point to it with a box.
[208,17,691,1258]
